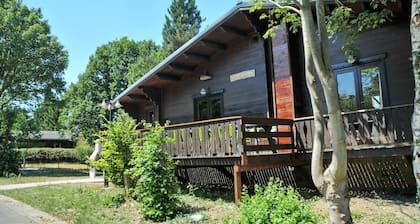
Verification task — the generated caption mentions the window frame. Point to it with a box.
[193,93,224,121]
[334,59,388,111]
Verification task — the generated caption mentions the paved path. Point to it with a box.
[0,177,104,190]
[0,195,66,224]
[0,177,104,223]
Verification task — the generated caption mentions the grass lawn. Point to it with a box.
[1,182,418,224]
[0,162,91,185]
[0,183,239,224]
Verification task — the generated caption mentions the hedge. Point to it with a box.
[20,148,78,163]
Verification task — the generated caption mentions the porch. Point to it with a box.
[140,104,415,202]
[152,104,413,163]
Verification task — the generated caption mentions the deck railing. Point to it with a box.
[140,116,294,158]
[294,104,414,151]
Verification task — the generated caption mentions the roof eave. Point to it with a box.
[112,2,254,104]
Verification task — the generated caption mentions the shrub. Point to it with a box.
[130,122,180,221]
[94,111,138,190]
[75,140,94,164]
[239,178,317,224]
[20,147,77,163]
[0,144,21,177]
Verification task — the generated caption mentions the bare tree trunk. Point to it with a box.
[411,0,420,201]
[300,0,352,222]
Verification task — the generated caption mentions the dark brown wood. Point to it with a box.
[294,104,414,151]
[233,165,241,204]
[244,144,294,152]
[293,21,413,117]
[160,34,269,124]
[243,132,293,138]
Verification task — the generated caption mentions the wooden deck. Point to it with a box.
[161,116,295,159]
[294,104,413,151]
[138,105,415,202]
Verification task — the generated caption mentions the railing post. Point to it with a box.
[233,164,242,204]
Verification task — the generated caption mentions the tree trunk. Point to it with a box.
[411,0,420,201]
[300,0,352,222]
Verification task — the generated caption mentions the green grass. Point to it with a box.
[0,184,141,224]
[0,184,239,224]
[0,162,90,185]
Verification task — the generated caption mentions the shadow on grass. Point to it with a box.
[181,184,235,203]
[20,168,89,177]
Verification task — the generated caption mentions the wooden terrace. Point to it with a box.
[139,104,414,202]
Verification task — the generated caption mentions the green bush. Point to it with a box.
[130,122,181,221]
[75,141,94,163]
[0,144,21,177]
[94,111,138,189]
[20,147,77,163]
[239,178,317,224]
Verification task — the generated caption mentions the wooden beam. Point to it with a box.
[244,144,294,152]
[141,87,161,105]
[168,63,196,72]
[156,73,181,81]
[200,39,226,50]
[183,52,210,62]
[220,25,248,37]
[127,94,147,100]
[233,165,242,204]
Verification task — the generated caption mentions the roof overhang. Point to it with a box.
[112,2,262,104]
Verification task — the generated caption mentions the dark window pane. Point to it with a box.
[337,71,357,112]
[211,98,222,118]
[147,111,154,123]
[198,100,209,120]
[361,67,382,109]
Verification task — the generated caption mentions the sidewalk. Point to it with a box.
[0,195,66,224]
[0,177,104,190]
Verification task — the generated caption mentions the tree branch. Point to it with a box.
[268,0,302,15]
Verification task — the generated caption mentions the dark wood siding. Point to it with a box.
[161,36,269,124]
[329,20,413,106]
[293,20,413,117]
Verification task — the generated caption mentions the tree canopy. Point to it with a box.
[0,0,68,110]
[61,38,159,143]
[162,0,203,53]
[0,0,68,142]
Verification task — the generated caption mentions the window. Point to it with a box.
[194,94,223,121]
[335,62,386,112]
[146,110,155,123]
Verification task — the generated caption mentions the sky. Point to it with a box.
[22,0,239,85]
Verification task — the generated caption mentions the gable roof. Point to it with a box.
[112,2,260,104]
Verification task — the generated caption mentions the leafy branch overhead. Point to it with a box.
[250,0,393,62]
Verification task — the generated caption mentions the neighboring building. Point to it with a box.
[22,131,75,148]
[114,1,415,199]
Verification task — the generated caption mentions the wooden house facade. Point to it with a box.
[114,1,415,200]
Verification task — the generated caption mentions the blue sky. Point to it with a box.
[22,0,239,85]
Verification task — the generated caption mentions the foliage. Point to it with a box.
[127,45,166,84]
[61,37,151,143]
[0,144,21,177]
[0,0,67,167]
[20,148,77,163]
[239,179,317,224]
[33,97,65,131]
[75,140,94,164]
[162,0,204,53]
[0,0,68,110]
[94,111,138,188]
[130,122,181,221]
[250,0,392,63]
[326,3,392,62]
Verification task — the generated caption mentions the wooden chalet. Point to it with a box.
[113,1,415,201]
